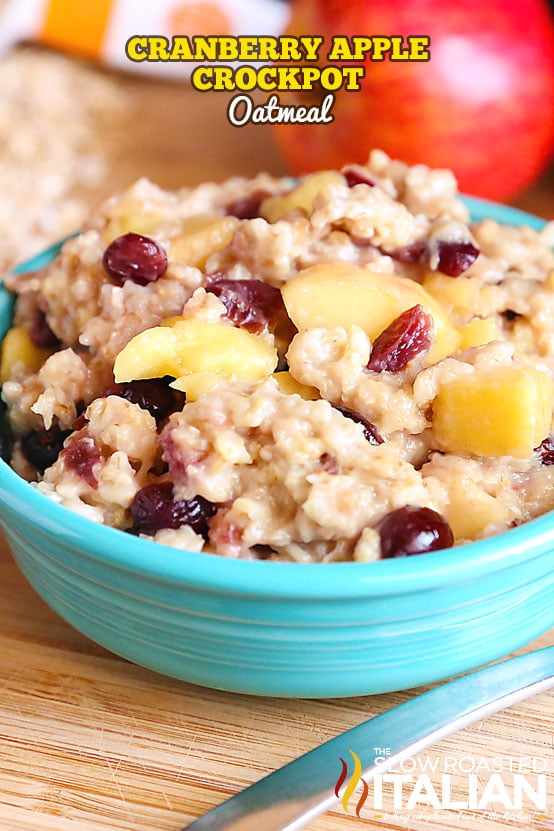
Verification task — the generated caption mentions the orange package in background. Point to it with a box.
[0,0,290,75]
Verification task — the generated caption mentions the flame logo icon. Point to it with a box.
[334,750,369,817]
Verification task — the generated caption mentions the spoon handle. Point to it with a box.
[184,646,554,831]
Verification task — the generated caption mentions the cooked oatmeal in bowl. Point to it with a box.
[3,150,554,564]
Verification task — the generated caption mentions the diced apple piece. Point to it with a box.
[447,487,509,541]
[0,327,54,384]
[261,172,344,223]
[171,320,277,379]
[103,198,169,242]
[459,317,501,350]
[282,264,398,332]
[168,216,239,269]
[422,273,479,320]
[114,319,278,388]
[114,326,179,383]
[433,367,553,458]
[161,315,185,327]
[170,372,226,401]
[282,264,461,365]
[274,371,319,399]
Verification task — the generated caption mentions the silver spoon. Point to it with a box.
[183,645,554,830]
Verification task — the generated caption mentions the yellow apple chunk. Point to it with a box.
[261,171,344,223]
[447,487,509,540]
[433,367,553,458]
[282,264,461,365]
[170,372,226,401]
[422,273,479,319]
[160,314,186,327]
[114,319,278,390]
[103,198,168,241]
[113,326,180,382]
[0,327,54,384]
[459,317,501,350]
[274,371,319,400]
[170,319,278,378]
[168,216,239,269]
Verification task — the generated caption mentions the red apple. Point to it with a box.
[273,0,554,200]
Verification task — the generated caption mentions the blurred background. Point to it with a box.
[1,0,554,274]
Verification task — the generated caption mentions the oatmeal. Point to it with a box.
[0,47,129,271]
[2,150,554,562]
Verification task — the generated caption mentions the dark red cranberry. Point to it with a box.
[131,481,217,536]
[72,412,87,431]
[205,275,288,335]
[225,189,271,219]
[62,435,102,488]
[29,310,59,348]
[536,435,554,465]
[333,404,383,445]
[436,240,479,277]
[319,452,339,474]
[501,309,522,322]
[367,305,433,373]
[342,166,376,188]
[106,379,184,421]
[387,241,429,265]
[377,505,454,558]
[72,400,88,430]
[251,545,275,560]
[21,426,71,473]
[102,233,168,286]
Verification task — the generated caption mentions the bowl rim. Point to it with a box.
[1,196,553,599]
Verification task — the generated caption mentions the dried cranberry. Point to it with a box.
[21,426,70,473]
[319,452,339,474]
[132,481,217,536]
[72,412,87,431]
[226,189,271,219]
[102,233,168,286]
[536,435,554,465]
[368,305,433,373]
[501,309,522,322]
[436,240,479,277]
[251,545,275,560]
[342,166,376,188]
[206,275,288,335]
[106,379,184,421]
[378,505,454,558]
[29,310,59,348]
[62,435,102,488]
[333,404,383,445]
[388,241,429,265]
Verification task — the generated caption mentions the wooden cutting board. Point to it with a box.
[0,75,553,831]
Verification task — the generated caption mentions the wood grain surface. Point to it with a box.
[0,76,553,831]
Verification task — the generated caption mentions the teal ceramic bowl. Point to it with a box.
[0,198,552,698]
